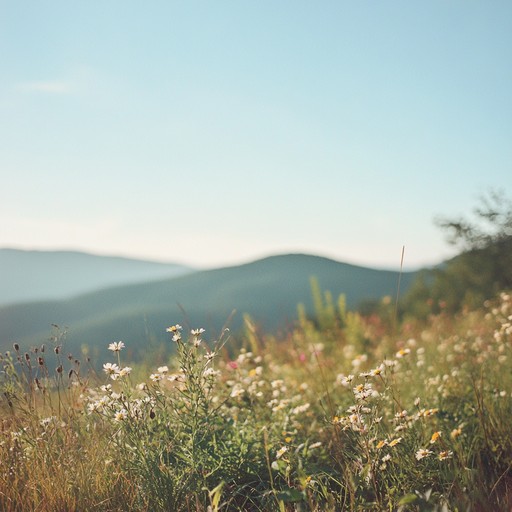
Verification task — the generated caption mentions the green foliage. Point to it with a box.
[2,291,512,510]
[309,276,348,331]
[404,191,512,316]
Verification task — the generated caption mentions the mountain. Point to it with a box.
[0,253,419,365]
[0,248,194,305]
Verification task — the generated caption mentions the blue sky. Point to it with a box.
[1,1,510,269]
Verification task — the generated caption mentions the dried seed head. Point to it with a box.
[68,369,74,379]
[54,346,60,354]
[150,409,156,419]
[38,357,44,366]
[25,353,30,361]
[41,344,45,353]
[56,365,63,374]
[67,354,73,361]
[13,343,20,352]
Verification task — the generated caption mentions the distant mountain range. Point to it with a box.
[0,248,194,305]
[0,250,420,364]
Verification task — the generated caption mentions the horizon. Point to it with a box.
[0,244,440,272]
[1,2,510,270]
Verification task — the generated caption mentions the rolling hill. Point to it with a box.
[0,248,194,305]
[0,253,419,365]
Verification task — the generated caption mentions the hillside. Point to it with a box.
[0,248,194,305]
[0,253,419,362]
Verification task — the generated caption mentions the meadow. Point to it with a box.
[1,289,511,511]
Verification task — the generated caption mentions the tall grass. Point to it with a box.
[1,292,511,511]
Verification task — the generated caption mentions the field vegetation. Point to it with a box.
[1,192,511,511]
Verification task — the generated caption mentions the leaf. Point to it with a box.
[398,493,418,506]
[276,488,304,502]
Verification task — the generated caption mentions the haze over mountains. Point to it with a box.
[0,249,194,305]
[0,249,420,364]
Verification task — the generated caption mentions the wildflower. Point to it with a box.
[396,348,411,358]
[381,454,391,462]
[276,446,288,459]
[114,409,128,422]
[338,374,355,386]
[203,367,220,378]
[291,403,310,415]
[388,437,402,448]
[108,341,125,352]
[376,440,387,450]
[430,431,442,444]
[248,367,262,378]
[353,382,377,400]
[103,363,120,376]
[438,450,453,461]
[351,354,367,367]
[230,385,245,398]
[167,325,183,342]
[191,328,204,347]
[272,399,290,412]
[40,416,56,427]
[370,365,384,376]
[117,366,131,377]
[450,427,463,439]
[418,408,439,418]
[415,448,433,460]
[394,410,408,421]
[150,373,162,382]
[157,366,169,374]
[88,401,100,413]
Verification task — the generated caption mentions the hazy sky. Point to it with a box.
[1,2,510,270]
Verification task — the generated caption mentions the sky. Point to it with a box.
[1,1,511,270]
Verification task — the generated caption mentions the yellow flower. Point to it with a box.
[276,446,288,459]
[450,427,462,439]
[438,450,453,461]
[430,431,441,444]
[388,437,402,447]
[395,348,411,358]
